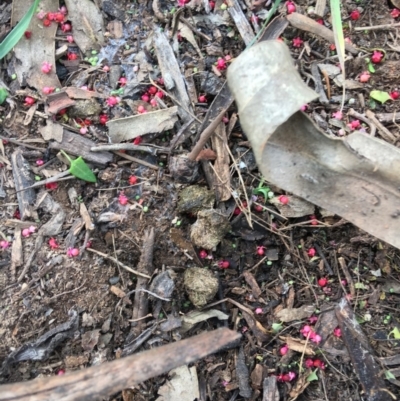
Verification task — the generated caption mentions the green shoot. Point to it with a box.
[0,0,42,60]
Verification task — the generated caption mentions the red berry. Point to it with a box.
[316,19,323,25]
[55,12,65,23]
[216,58,227,71]
[371,51,383,64]
[148,86,157,95]
[24,31,32,39]
[24,96,36,106]
[47,12,56,21]
[350,10,360,21]
[390,91,399,100]
[155,91,164,99]
[133,136,142,145]
[67,52,78,60]
[313,359,325,369]
[45,182,58,190]
[99,114,108,125]
[254,204,263,212]
[198,95,207,103]
[391,8,400,18]
[318,277,328,287]
[43,19,51,27]
[329,44,336,51]
[279,195,289,205]
[128,175,138,185]
[218,260,230,269]
[307,248,316,257]
[199,249,208,259]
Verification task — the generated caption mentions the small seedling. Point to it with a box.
[60,150,96,182]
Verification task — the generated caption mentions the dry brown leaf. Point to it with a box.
[196,149,217,161]
[279,336,315,356]
[275,305,315,323]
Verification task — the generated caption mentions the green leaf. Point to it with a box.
[389,327,400,340]
[69,157,97,182]
[385,370,396,380]
[307,370,319,382]
[253,186,270,200]
[367,62,375,73]
[370,90,391,104]
[0,0,41,60]
[61,150,97,183]
[271,322,283,333]
[354,282,367,290]
[0,88,8,104]
[330,0,346,109]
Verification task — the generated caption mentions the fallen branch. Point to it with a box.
[0,328,240,401]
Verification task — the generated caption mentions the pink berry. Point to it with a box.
[359,71,370,83]
[318,277,328,287]
[42,86,55,95]
[286,1,296,14]
[292,37,303,48]
[308,315,318,324]
[300,104,308,111]
[348,119,361,130]
[280,345,288,355]
[141,94,150,102]
[59,6,68,15]
[41,61,52,74]
[310,214,318,225]
[332,111,343,120]
[278,195,289,205]
[106,96,119,107]
[307,248,316,257]
[390,91,399,100]
[371,51,383,64]
[316,19,323,25]
[216,58,227,71]
[36,159,44,166]
[150,98,157,107]
[0,240,10,249]
[137,105,146,114]
[199,249,208,259]
[255,307,263,314]
[218,260,230,269]
[333,327,341,337]
[310,332,321,344]
[57,369,65,375]
[24,96,36,106]
[256,245,265,256]
[61,23,71,32]
[37,11,46,20]
[28,226,36,233]
[133,136,142,145]
[67,247,79,257]
[103,65,110,72]
[80,127,88,135]
[22,228,31,237]
[118,192,128,205]
[254,204,264,212]
[198,95,207,103]
[155,91,164,99]
[49,237,59,249]
[350,10,360,20]
[305,358,314,368]
[391,8,400,18]
[119,77,127,86]
[300,325,311,336]
[222,116,229,124]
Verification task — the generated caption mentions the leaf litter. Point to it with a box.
[1,0,400,400]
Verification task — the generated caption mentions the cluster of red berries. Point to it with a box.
[141,80,165,109]
[37,6,70,32]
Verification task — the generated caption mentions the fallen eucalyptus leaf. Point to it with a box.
[227,41,400,250]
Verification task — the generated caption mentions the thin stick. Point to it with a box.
[348,108,376,137]
[354,22,400,31]
[0,133,46,151]
[114,151,159,170]
[86,247,151,279]
[365,110,397,142]
[187,107,229,161]
[91,143,170,154]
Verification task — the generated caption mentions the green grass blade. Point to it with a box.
[330,0,346,109]
[0,0,41,60]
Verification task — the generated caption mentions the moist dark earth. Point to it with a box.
[1,0,400,400]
